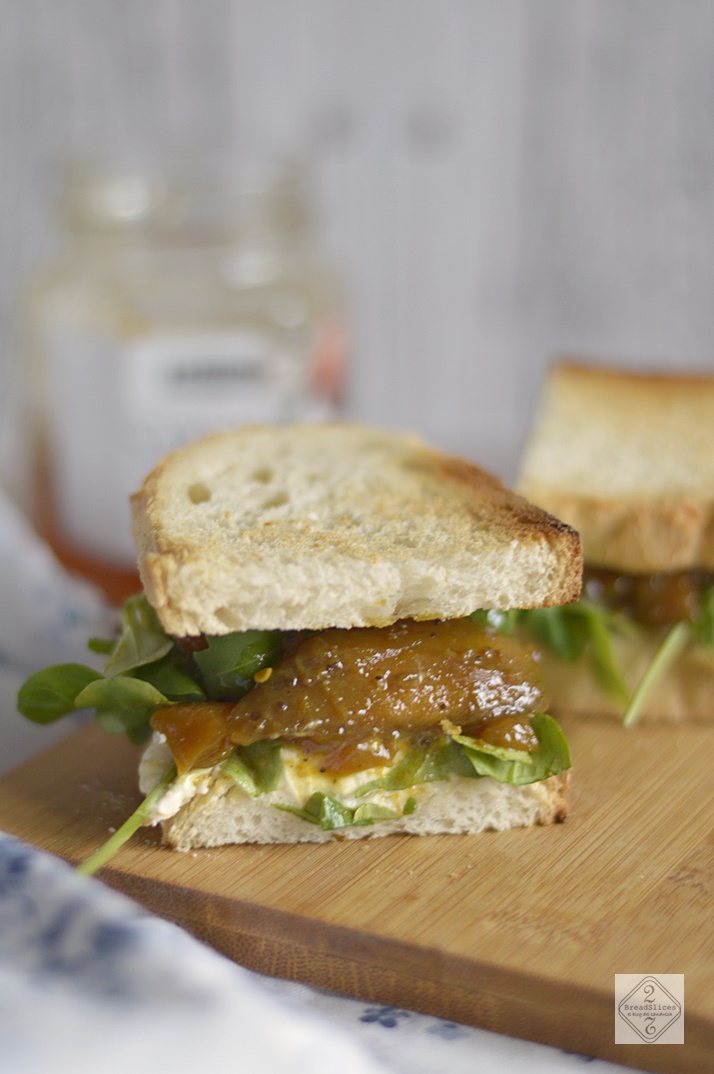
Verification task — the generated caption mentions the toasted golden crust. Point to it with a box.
[131,423,582,636]
[518,360,714,573]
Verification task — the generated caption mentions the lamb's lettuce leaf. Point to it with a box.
[74,676,172,742]
[76,764,177,877]
[353,737,475,798]
[353,802,403,824]
[221,741,283,796]
[622,619,691,729]
[623,584,714,726]
[692,584,714,647]
[451,712,571,785]
[17,663,103,725]
[482,582,714,728]
[279,792,366,830]
[277,792,404,831]
[103,594,173,676]
[15,594,277,742]
[134,651,206,702]
[193,631,283,700]
[469,608,522,634]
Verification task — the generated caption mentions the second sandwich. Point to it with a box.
[517,361,714,725]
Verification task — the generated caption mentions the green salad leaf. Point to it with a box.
[523,602,631,706]
[277,791,403,831]
[353,737,475,798]
[509,582,714,726]
[193,631,283,700]
[692,584,714,647]
[352,746,431,797]
[279,791,368,830]
[15,594,196,743]
[101,593,206,707]
[469,608,522,634]
[222,741,283,796]
[15,592,276,743]
[451,713,571,785]
[519,606,589,662]
[17,664,103,725]
[622,619,692,729]
[75,676,172,741]
[353,802,403,823]
[76,765,177,877]
[103,594,173,676]
[87,637,116,656]
[622,584,714,727]
[620,582,714,727]
[134,651,206,702]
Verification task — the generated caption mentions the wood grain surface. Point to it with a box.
[0,715,711,1073]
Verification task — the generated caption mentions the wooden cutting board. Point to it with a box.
[0,715,711,1074]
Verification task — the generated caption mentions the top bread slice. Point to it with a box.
[517,361,714,574]
[131,423,582,637]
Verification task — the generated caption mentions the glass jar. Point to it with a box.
[25,156,347,604]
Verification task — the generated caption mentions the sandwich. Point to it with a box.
[17,423,581,864]
[515,360,714,725]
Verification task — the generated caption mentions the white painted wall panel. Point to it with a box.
[1,0,713,498]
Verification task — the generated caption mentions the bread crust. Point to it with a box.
[518,361,714,572]
[132,423,582,636]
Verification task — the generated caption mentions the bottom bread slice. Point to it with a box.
[156,770,570,850]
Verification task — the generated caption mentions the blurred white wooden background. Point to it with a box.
[2,0,714,491]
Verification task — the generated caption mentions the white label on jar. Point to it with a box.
[45,329,310,565]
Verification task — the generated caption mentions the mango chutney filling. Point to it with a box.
[151,617,546,776]
[583,566,714,628]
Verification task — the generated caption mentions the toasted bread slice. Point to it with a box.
[131,423,582,636]
[518,362,714,573]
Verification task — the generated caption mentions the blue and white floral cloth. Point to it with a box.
[0,832,385,1074]
[0,488,635,1074]
[0,832,633,1074]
